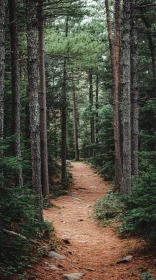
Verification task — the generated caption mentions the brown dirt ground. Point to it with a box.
[27,161,156,280]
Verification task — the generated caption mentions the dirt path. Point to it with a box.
[31,162,155,280]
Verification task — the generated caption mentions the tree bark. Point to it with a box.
[72,76,79,161]
[122,0,131,194]
[61,17,68,185]
[38,0,49,198]
[114,0,120,94]
[131,0,139,176]
[61,58,67,184]
[95,73,99,143]
[26,0,43,221]
[0,0,5,142]
[0,0,5,184]
[89,71,95,156]
[105,0,122,191]
[9,0,23,187]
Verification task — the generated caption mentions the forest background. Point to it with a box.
[0,0,156,278]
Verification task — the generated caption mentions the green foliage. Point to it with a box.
[94,189,124,224]
[87,104,115,180]
[45,30,103,70]
[141,270,156,280]
[50,188,68,199]
[0,137,32,188]
[120,165,156,242]
[0,137,22,187]
[138,151,156,173]
[61,169,73,189]
[139,100,156,151]
[0,186,52,278]
[0,142,52,277]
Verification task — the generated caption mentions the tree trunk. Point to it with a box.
[0,0,5,142]
[38,0,49,198]
[61,58,67,184]
[114,0,120,94]
[26,0,43,221]
[89,71,95,156]
[61,17,68,185]
[9,0,23,187]
[122,0,131,194]
[105,0,122,191]
[0,0,6,185]
[95,73,99,143]
[131,0,139,176]
[72,77,79,161]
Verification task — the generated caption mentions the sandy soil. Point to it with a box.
[28,161,156,280]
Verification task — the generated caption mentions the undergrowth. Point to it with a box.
[0,187,53,279]
[95,164,156,245]
[50,188,68,199]
[94,189,124,225]
[120,165,156,243]
[141,270,156,280]
[50,168,73,199]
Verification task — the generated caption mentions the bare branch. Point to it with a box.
[2,228,27,240]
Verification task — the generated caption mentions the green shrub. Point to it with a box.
[94,189,124,224]
[120,165,156,242]
[50,188,68,199]
[141,270,156,280]
[0,186,52,278]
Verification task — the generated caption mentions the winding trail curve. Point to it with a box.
[33,161,145,280]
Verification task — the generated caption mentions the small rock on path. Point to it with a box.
[63,272,84,280]
[48,251,65,260]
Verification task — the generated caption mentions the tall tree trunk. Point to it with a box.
[61,58,67,184]
[95,73,99,143]
[122,0,131,194]
[26,0,43,221]
[72,76,79,161]
[0,0,6,184]
[131,0,139,176]
[9,0,23,187]
[61,17,68,185]
[114,0,120,94]
[0,0,5,142]
[38,0,49,198]
[105,0,122,191]
[89,71,95,156]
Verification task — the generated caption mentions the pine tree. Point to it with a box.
[0,0,6,145]
[72,72,79,161]
[38,0,49,198]
[105,0,122,191]
[9,0,23,187]
[122,0,131,194]
[26,0,43,221]
[131,0,139,176]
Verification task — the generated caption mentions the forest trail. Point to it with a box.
[30,162,153,280]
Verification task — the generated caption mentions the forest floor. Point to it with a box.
[27,161,156,280]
